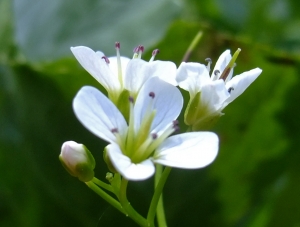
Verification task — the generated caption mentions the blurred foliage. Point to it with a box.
[1,0,300,226]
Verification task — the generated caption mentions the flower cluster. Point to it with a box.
[60,43,261,181]
[177,48,262,130]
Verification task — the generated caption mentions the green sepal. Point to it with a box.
[74,163,95,182]
[116,89,130,122]
[184,91,223,131]
[184,91,201,126]
[192,114,221,131]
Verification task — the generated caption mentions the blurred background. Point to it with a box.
[1,0,300,226]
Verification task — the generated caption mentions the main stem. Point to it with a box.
[119,178,151,227]
[147,165,172,226]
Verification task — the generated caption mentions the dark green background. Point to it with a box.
[1,0,300,226]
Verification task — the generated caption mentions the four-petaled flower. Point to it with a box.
[73,77,219,180]
[177,49,262,130]
[71,44,177,105]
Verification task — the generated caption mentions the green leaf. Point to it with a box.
[13,0,181,62]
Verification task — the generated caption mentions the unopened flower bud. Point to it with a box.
[59,141,95,182]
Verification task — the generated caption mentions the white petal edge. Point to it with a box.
[223,68,262,107]
[107,143,155,181]
[73,86,128,143]
[146,60,177,86]
[134,77,183,134]
[211,50,231,79]
[153,132,219,169]
[71,46,121,92]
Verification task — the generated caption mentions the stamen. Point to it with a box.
[133,45,144,59]
[125,96,135,156]
[173,125,180,132]
[205,58,212,72]
[101,56,110,64]
[129,96,134,103]
[149,49,160,62]
[144,122,177,156]
[149,92,155,99]
[151,133,158,139]
[212,70,220,80]
[111,128,118,133]
[173,120,179,126]
[228,87,234,93]
[115,42,123,87]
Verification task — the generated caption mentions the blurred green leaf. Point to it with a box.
[13,0,181,62]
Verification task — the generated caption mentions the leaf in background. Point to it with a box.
[13,0,181,62]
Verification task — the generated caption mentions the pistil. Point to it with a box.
[219,48,241,81]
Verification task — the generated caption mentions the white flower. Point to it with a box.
[71,44,177,104]
[177,49,262,130]
[59,141,95,182]
[73,77,219,181]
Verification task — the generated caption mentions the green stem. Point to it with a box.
[119,178,150,227]
[92,177,114,192]
[147,165,172,226]
[85,181,125,214]
[182,31,203,62]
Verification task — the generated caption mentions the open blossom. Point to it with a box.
[72,77,219,181]
[71,44,177,105]
[177,49,262,130]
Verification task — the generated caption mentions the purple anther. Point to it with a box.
[214,70,220,75]
[228,87,234,93]
[151,133,158,139]
[149,92,155,98]
[111,128,118,133]
[152,49,160,56]
[173,120,179,126]
[205,58,212,64]
[138,45,144,53]
[101,56,110,64]
[129,96,134,103]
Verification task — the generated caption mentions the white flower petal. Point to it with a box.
[200,80,230,113]
[177,62,210,98]
[124,59,149,95]
[223,68,262,107]
[146,60,177,86]
[134,77,183,134]
[73,86,127,143]
[108,56,131,84]
[124,59,177,96]
[71,46,121,92]
[211,50,231,79]
[153,132,219,168]
[107,144,155,181]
